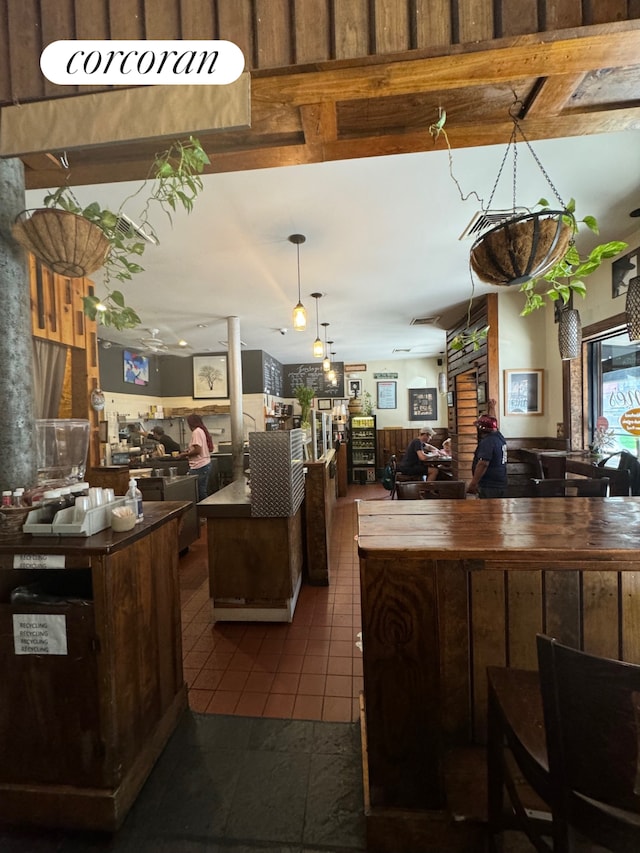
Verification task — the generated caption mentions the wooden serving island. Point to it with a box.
[356,497,640,853]
[199,480,303,622]
[0,502,188,831]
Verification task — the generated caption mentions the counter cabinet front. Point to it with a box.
[0,502,188,831]
[356,497,640,853]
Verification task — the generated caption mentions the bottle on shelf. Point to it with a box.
[12,488,25,507]
[1,490,12,507]
[126,478,144,523]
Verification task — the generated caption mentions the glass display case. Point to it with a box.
[349,415,377,483]
[311,410,332,461]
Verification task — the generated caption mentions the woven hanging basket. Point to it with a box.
[558,308,582,360]
[11,208,111,278]
[470,210,572,287]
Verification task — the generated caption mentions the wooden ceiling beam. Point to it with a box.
[523,73,587,118]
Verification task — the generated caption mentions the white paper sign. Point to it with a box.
[13,554,66,569]
[13,614,68,655]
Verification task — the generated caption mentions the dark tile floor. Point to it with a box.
[0,713,366,852]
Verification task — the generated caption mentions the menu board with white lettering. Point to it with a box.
[263,352,284,396]
[284,362,344,398]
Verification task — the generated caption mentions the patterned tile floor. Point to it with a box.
[179,482,386,722]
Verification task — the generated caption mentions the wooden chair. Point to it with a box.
[531,477,609,497]
[487,634,640,852]
[391,454,424,500]
[396,480,466,500]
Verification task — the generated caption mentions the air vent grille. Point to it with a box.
[459,208,528,240]
[392,347,412,353]
[114,213,158,245]
[411,316,440,326]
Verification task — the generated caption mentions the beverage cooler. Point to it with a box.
[348,415,376,484]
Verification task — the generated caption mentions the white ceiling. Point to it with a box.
[26,129,640,366]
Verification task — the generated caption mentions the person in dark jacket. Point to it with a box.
[467,403,508,498]
[148,426,181,455]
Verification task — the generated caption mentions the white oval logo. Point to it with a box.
[41,40,245,86]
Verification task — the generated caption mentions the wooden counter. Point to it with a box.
[356,497,640,852]
[0,502,188,831]
[198,480,303,622]
[303,449,337,585]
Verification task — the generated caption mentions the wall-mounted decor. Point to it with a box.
[348,378,362,398]
[345,363,366,372]
[317,398,332,411]
[124,350,149,386]
[193,355,228,399]
[377,380,397,410]
[477,382,487,405]
[612,246,639,298]
[504,369,544,415]
[446,391,455,408]
[409,388,437,421]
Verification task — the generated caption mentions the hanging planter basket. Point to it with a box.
[470,210,572,287]
[11,208,111,279]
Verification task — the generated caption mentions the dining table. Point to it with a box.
[356,495,640,852]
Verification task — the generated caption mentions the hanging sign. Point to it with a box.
[345,364,367,373]
[13,614,68,655]
[13,554,66,569]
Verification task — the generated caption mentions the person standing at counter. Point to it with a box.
[148,426,181,455]
[180,415,214,501]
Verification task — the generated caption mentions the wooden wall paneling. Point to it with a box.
[294,0,331,63]
[544,570,581,647]
[40,0,76,98]
[74,0,111,94]
[581,571,619,660]
[455,0,494,43]
[437,559,472,743]
[333,0,371,59]
[540,0,583,30]
[30,256,45,337]
[485,294,500,404]
[470,569,506,743]
[180,0,216,39]
[144,0,181,38]
[0,0,11,103]
[217,0,255,68]
[43,266,61,342]
[71,277,87,348]
[495,0,538,36]
[621,572,640,664]
[506,571,542,668]
[630,0,640,17]
[151,517,183,704]
[108,0,146,38]
[57,276,75,345]
[255,0,292,68]
[373,0,411,54]
[415,0,452,48]
[583,0,628,24]
[6,0,44,101]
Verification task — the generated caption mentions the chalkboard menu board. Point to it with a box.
[263,352,284,396]
[284,362,344,398]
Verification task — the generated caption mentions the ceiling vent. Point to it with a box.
[459,208,528,240]
[411,316,440,326]
[114,213,158,245]
[392,347,412,353]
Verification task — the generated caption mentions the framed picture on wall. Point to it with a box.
[446,390,455,408]
[317,398,332,410]
[408,388,437,421]
[377,380,397,409]
[193,355,228,399]
[504,369,544,415]
[123,350,149,386]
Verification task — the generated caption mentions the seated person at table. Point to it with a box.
[441,437,452,457]
[147,426,181,455]
[398,427,442,481]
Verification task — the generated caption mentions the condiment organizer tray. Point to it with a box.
[23,497,127,537]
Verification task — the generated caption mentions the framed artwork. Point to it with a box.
[348,378,362,398]
[408,388,437,420]
[504,369,544,415]
[123,350,149,385]
[193,355,228,399]
[446,390,455,408]
[317,398,332,410]
[612,246,639,298]
[377,380,397,410]
[477,382,486,405]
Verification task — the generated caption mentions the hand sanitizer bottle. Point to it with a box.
[126,477,144,523]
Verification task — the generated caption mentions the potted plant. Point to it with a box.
[11,136,209,330]
[295,385,315,429]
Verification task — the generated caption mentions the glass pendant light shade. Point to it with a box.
[311,292,324,358]
[289,234,307,331]
[438,371,447,394]
[558,308,582,360]
[625,277,640,341]
[322,329,331,372]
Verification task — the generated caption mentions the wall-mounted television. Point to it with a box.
[123,350,149,386]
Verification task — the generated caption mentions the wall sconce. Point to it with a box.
[289,234,307,331]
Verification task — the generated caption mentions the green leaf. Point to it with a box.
[110,290,125,308]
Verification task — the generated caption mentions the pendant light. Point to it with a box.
[321,323,331,372]
[328,345,337,384]
[437,355,447,394]
[311,292,324,357]
[558,307,582,360]
[625,276,640,340]
[289,234,307,331]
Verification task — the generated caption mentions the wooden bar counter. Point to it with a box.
[357,497,640,853]
[0,502,188,831]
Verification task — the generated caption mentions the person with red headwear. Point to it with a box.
[467,398,507,498]
[180,414,214,501]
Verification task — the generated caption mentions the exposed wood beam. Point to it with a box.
[523,73,587,118]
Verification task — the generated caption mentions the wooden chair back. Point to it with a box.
[396,480,466,500]
[537,634,640,851]
[531,477,609,497]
